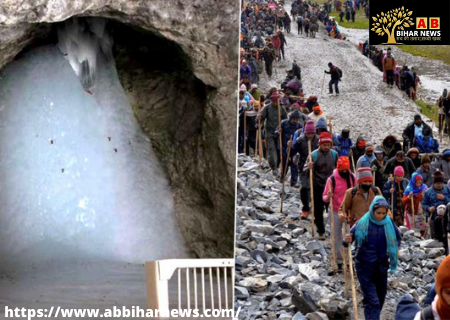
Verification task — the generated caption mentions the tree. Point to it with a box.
[371,7,414,44]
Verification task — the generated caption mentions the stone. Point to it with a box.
[306,240,324,252]
[420,239,442,248]
[293,312,307,320]
[235,286,250,299]
[427,248,444,259]
[248,224,275,236]
[267,275,285,283]
[298,264,320,282]
[239,277,268,292]
[251,249,269,263]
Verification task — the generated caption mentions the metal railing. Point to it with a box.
[146,259,234,312]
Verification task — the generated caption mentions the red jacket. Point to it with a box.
[272,35,281,49]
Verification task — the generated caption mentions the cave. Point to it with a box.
[0,4,237,312]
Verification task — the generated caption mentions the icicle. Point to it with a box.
[57,18,113,90]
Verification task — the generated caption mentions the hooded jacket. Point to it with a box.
[350,136,366,170]
[407,148,421,169]
[271,35,281,49]
[315,118,341,154]
[382,135,402,159]
[323,169,357,210]
[292,133,319,172]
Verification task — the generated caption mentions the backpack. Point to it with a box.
[330,174,356,191]
[297,16,303,23]
[335,66,343,79]
[420,306,433,320]
[351,186,379,199]
[311,149,338,164]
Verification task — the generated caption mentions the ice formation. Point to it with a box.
[0,19,188,272]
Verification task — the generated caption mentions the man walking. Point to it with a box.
[259,92,288,176]
[304,132,339,239]
[325,62,342,96]
[383,48,397,89]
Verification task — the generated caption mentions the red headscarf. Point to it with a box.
[436,256,450,319]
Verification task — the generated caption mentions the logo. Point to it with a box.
[371,7,414,44]
[369,1,449,45]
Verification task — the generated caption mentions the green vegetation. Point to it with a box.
[416,99,439,126]
[330,11,369,29]
[399,45,450,66]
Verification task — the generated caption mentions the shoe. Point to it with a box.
[291,182,300,188]
[300,211,309,220]
[336,93,340,96]
[318,233,326,240]
[328,92,333,95]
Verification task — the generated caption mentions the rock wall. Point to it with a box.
[0,0,239,258]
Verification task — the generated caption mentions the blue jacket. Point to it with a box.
[337,134,353,157]
[275,119,303,153]
[356,154,376,170]
[344,220,401,270]
[422,185,450,218]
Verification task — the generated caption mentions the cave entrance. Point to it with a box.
[0,17,211,311]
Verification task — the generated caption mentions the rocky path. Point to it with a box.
[235,155,446,320]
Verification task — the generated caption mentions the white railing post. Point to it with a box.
[146,262,170,311]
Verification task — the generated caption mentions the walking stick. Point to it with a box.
[351,152,356,173]
[342,223,350,300]
[281,135,293,213]
[440,112,444,143]
[255,124,259,159]
[411,195,416,231]
[320,71,326,95]
[344,211,359,320]
[257,99,263,168]
[389,174,394,210]
[278,100,284,175]
[308,140,315,238]
[328,181,338,274]
[244,111,247,155]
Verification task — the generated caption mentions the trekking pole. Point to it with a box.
[255,124,259,160]
[244,111,247,155]
[278,100,284,175]
[346,219,359,320]
[389,174,394,210]
[281,135,293,213]
[411,195,416,231]
[308,140,315,238]
[342,221,350,300]
[440,111,443,143]
[351,153,356,173]
[320,71,326,96]
[328,181,338,274]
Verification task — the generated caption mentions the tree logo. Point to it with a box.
[371,7,414,44]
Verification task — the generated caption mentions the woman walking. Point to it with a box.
[344,196,401,320]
